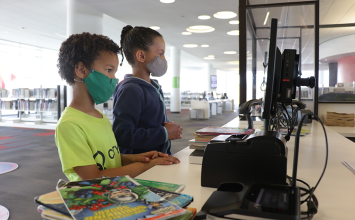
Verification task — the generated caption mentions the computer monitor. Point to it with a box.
[262,18,280,131]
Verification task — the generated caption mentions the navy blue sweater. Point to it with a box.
[112,74,171,155]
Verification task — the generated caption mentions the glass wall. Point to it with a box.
[319,29,355,102]
[246,4,316,111]
[0,40,62,92]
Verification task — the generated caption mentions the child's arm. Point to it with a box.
[120,151,180,165]
[73,156,177,180]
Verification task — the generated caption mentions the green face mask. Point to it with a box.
[81,69,118,105]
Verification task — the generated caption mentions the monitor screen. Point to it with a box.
[262,18,279,131]
[211,75,217,89]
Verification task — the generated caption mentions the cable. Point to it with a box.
[290,113,328,220]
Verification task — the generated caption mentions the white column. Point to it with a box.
[170,47,181,113]
[66,0,103,106]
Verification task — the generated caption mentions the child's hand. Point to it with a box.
[150,156,180,166]
[134,151,169,162]
[164,122,183,140]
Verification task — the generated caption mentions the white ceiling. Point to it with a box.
[0,0,354,71]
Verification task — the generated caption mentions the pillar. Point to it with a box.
[170,46,181,113]
[66,0,103,106]
[328,63,338,87]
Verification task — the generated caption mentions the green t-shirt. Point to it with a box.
[55,107,122,181]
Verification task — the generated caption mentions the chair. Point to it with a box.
[189,108,205,120]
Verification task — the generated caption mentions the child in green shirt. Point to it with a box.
[55,32,179,182]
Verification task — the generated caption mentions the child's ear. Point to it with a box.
[135,50,146,63]
[74,62,89,79]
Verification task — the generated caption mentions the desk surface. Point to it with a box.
[136,118,355,220]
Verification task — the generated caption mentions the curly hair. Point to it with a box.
[120,25,162,66]
[57,32,121,85]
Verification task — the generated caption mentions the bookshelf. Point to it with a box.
[164,91,203,109]
[0,87,60,124]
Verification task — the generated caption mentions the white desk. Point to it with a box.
[190,100,233,119]
[137,119,355,220]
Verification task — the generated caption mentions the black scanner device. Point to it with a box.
[201,130,288,188]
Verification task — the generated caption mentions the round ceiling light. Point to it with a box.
[208,55,215,58]
[229,20,239,24]
[183,44,198,48]
[150,26,160,30]
[224,51,237,54]
[182,32,192,35]
[201,44,209,47]
[227,30,240,35]
[204,57,215,60]
[227,61,239,64]
[198,15,211,20]
[213,11,237,19]
[186,25,215,33]
[160,0,175,3]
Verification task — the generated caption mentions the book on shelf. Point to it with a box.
[56,175,186,220]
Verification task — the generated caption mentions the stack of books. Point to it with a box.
[189,127,255,164]
[34,176,196,220]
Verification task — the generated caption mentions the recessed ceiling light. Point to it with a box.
[182,32,192,35]
[224,51,237,54]
[208,55,215,58]
[263,12,270,25]
[227,30,239,35]
[229,20,239,24]
[204,57,215,60]
[160,0,175,3]
[213,11,237,19]
[201,44,209,47]
[183,44,198,48]
[187,25,215,33]
[198,15,211,20]
[4,31,8,34]
[150,26,160,30]
[227,61,239,64]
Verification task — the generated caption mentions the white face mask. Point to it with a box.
[147,56,168,77]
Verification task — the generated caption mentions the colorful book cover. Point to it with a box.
[145,187,193,208]
[56,175,185,220]
[195,127,255,135]
[134,179,185,193]
[168,209,193,220]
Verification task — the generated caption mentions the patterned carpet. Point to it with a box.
[0,127,55,150]
[0,109,240,220]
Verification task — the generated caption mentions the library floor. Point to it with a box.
[0,109,239,220]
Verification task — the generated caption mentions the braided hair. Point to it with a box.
[57,32,120,85]
[120,25,163,66]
